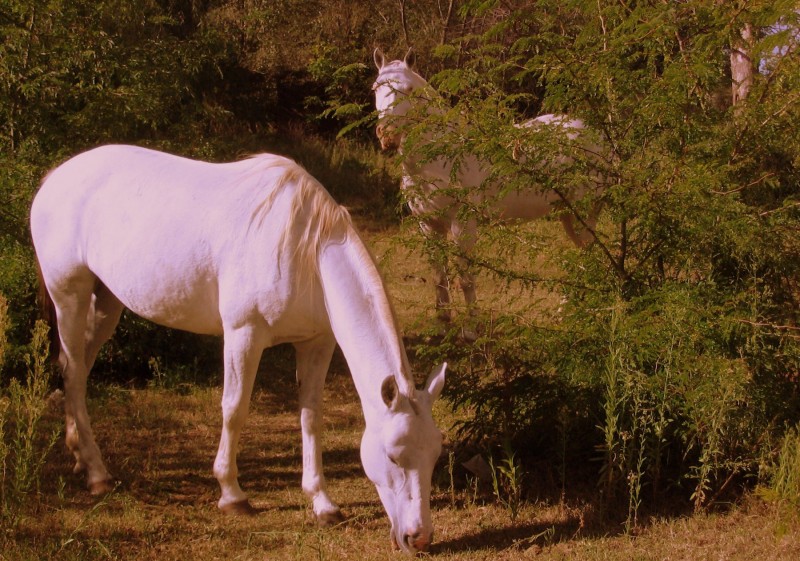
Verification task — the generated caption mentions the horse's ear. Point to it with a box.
[374,48,386,70]
[381,375,400,410]
[404,47,416,69]
[425,362,446,402]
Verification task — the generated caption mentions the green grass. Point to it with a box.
[366,216,573,333]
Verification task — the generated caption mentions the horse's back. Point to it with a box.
[32,145,254,236]
[31,145,308,334]
[520,114,584,129]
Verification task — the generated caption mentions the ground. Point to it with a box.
[4,370,800,561]
[3,221,800,560]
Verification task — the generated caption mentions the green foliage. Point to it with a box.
[405,0,800,520]
[489,442,525,522]
[0,294,7,370]
[1,0,798,524]
[93,312,222,386]
[1,320,60,527]
[0,0,443,382]
[0,0,236,379]
[765,425,800,507]
[1,0,232,153]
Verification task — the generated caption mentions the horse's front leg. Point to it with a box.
[450,218,481,340]
[431,254,452,323]
[294,336,344,526]
[450,219,478,312]
[214,325,264,515]
[420,220,452,323]
[560,196,603,248]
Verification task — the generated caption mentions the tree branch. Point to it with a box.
[399,0,410,49]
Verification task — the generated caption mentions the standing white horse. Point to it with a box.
[31,145,446,554]
[373,49,604,321]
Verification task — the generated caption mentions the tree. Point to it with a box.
[402,0,800,515]
[731,23,755,106]
[0,0,230,373]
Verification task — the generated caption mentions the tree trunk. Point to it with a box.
[731,23,755,106]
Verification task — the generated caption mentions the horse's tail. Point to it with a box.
[35,260,61,363]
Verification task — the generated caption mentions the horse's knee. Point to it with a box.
[221,411,248,440]
[302,472,324,498]
[300,408,322,436]
[65,415,80,450]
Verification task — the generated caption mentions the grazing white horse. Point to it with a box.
[30,145,446,554]
[373,49,604,320]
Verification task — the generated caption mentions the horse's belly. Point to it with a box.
[498,190,558,220]
[85,223,225,335]
[98,263,224,335]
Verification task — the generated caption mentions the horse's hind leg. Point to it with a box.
[431,256,452,323]
[53,275,116,494]
[561,199,602,248]
[84,283,124,370]
[295,335,343,526]
[450,219,478,312]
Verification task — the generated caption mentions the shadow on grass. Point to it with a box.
[433,517,581,555]
[43,350,698,559]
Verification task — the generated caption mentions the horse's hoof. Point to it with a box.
[88,479,114,496]
[316,509,345,527]
[220,499,258,516]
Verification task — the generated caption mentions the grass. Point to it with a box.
[3,370,799,560]
[2,189,799,560]
[367,217,572,333]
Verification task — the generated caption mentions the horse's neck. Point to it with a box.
[317,229,412,422]
[400,123,455,183]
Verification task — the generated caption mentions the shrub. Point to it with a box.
[0,294,7,370]
[769,426,800,506]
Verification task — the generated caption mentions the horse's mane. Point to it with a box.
[245,154,352,276]
[243,154,416,399]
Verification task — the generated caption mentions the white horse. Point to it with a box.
[373,49,604,321]
[30,145,446,554]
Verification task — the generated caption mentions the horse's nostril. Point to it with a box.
[405,532,430,552]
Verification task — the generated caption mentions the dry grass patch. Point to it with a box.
[3,370,799,561]
[364,217,576,334]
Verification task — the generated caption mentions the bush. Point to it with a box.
[0,294,7,370]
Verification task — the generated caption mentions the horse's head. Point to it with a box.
[361,363,446,554]
[372,48,425,151]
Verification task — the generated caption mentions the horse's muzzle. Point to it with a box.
[406,531,431,553]
[376,124,400,151]
[391,529,432,554]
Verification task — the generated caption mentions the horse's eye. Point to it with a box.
[388,455,400,466]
